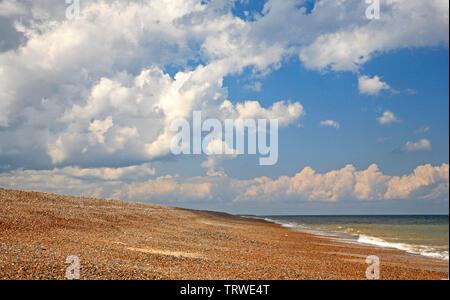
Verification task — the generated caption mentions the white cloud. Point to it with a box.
[0,1,306,167]
[415,126,431,134]
[244,81,262,92]
[358,75,391,96]
[298,0,449,71]
[406,88,417,95]
[234,163,448,203]
[62,164,156,181]
[320,120,340,129]
[0,0,448,203]
[89,116,114,144]
[114,175,214,203]
[47,137,67,165]
[0,0,447,169]
[385,163,448,199]
[1,163,447,204]
[220,100,305,127]
[0,0,27,17]
[400,139,432,153]
[0,163,155,198]
[377,111,400,125]
[200,139,238,176]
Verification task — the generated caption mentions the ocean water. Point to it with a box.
[262,215,449,261]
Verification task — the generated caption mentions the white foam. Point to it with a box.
[258,217,449,261]
[358,234,449,261]
[262,218,353,239]
[244,217,302,230]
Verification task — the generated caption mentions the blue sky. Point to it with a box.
[0,0,448,215]
[152,47,450,214]
[223,47,450,178]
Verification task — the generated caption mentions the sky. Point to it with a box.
[0,0,449,215]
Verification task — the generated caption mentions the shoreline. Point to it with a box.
[1,188,448,280]
[257,216,450,263]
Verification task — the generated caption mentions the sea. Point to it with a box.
[260,215,449,261]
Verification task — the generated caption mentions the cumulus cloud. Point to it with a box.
[0,0,306,168]
[377,111,400,125]
[243,81,262,92]
[220,100,305,127]
[113,175,214,203]
[89,116,114,144]
[0,0,448,209]
[234,163,448,203]
[62,164,155,181]
[298,0,449,71]
[0,0,448,170]
[0,0,27,17]
[415,126,431,134]
[200,139,238,176]
[398,139,432,153]
[385,163,448,200]
[358,75,391,96]
[0,163,155,198]
[320,120,340,129]
[1,163,447,204]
